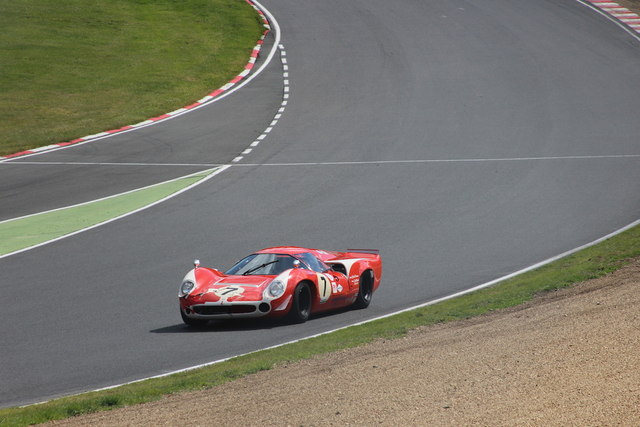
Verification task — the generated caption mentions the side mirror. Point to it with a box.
[194,259,200,269]
[293,260,301,269]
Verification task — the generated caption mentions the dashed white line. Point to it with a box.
[232,44,290,164]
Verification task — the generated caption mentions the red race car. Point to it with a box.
[178,246,382,326]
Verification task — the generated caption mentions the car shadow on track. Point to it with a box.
[150,317,292,334]
[150,307,355,334]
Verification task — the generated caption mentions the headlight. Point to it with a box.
[266,279,286,299]
[179,280,196,297]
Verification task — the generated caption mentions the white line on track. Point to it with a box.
[237,154,640,167]
[3,154,640,169]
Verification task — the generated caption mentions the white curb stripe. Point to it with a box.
[133,120,154,127]
[30,145,60,153]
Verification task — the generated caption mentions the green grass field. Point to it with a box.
[0,0,264,156]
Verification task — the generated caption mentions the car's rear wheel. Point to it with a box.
[353,270,374,309]
[180,308,208,327]
[288,282,311,323]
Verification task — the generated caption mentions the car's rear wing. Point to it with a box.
[347,249,380,254]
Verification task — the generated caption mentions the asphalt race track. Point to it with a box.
[1,0,639,408]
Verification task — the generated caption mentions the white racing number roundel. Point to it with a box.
[212,286,244,301]
[317,273,332,303]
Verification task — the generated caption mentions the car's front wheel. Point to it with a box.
[288,282,311,323]
[180,308,208,327]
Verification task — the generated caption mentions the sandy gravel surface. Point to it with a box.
[50,257,640,426]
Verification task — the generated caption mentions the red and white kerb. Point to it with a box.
[588,0,640,31]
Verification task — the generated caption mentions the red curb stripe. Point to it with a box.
[5,151,35,158]
[150,114,171,122]
[106,126,133,134]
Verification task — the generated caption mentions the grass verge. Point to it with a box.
[0,0,264,156]
[0,168,217,256]
[1,223,638,426]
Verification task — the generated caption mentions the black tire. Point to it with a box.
[180,308,208,327]
[288,282,312,323]
[353,270,374,309]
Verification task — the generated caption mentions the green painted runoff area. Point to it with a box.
[0,169,216,256]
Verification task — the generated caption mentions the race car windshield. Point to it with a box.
[295,252,330,273]
[225,253,299,276]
